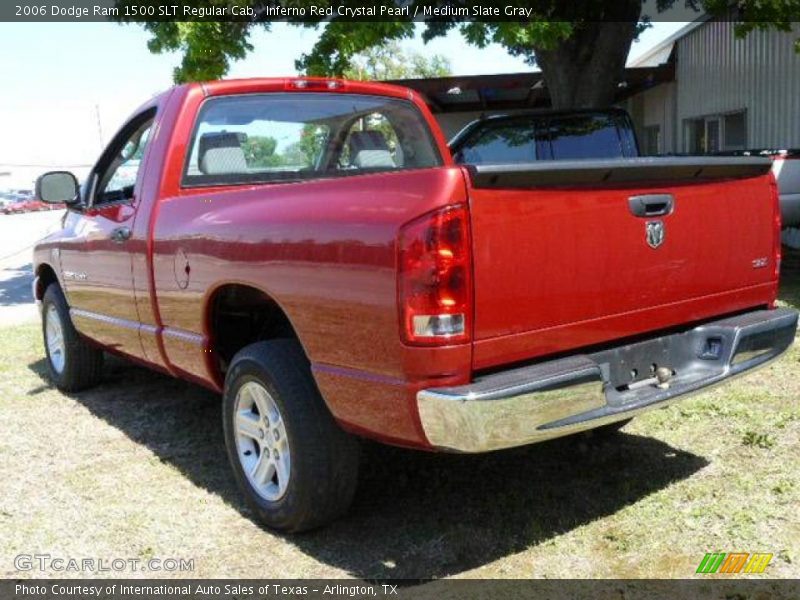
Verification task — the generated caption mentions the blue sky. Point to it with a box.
[0,21,685,171]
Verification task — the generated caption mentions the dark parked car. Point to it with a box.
[449,108,639,163]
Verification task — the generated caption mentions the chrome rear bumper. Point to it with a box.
[417,308,798,452]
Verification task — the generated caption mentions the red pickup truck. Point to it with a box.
[32,78,797,532]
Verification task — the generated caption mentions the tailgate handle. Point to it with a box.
[628,194,674,217]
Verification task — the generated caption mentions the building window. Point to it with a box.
[684,111,747,154]
[706,119,721,153]
[643,125,661,155]
[685,119,705,153]
[723,111,747,150]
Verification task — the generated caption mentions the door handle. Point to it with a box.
[110,226,132,243]
[628,194,674,218]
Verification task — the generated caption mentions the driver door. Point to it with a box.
[58,109,155,360]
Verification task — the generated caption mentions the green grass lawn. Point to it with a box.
[0,274,798,579]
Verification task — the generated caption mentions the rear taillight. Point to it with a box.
[398,205,472,346]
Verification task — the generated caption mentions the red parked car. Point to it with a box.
[2,198,27,213]
[32,78,797,531]
[23,199,51,211]
[2,198,50,213]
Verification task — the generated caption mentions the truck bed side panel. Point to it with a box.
[150,167,471,446]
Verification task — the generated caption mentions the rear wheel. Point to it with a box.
[41,284,104,392]
[222,339,359,532]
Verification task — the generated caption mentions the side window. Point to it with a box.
[182,93,442,187]
[454,123,541,164]
[93,114,154,205]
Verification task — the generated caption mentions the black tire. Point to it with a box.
[222,339,360,532]
[41,284,104,392]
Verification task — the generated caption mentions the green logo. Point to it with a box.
[696,552,772,574]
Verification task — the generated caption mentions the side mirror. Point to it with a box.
[35,171,80,204]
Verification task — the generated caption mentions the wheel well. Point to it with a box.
[35,264,58,300]
[208,284,298,377]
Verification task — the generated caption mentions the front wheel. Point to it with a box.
[222,339,359,532]
[41,284,104,392]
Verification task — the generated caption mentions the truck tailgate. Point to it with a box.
[466,157,778,369]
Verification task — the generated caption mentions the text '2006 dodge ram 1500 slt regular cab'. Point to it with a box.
[32,78,797,531]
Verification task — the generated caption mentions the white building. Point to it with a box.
[627,19,800,155]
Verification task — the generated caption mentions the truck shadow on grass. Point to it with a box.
[28,356,707,580]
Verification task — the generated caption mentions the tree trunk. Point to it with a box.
[535,19,641,110]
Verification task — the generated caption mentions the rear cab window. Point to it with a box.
[452,111,638,164]
[183,93,442,187]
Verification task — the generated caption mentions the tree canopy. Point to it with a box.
[115,0,800,109]
[343,41,451,80]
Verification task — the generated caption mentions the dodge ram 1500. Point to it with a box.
[32,78,797,531]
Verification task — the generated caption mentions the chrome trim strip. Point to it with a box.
[162,327,204,345]
[71,308,139,330]
[70,309,160,337]
[139,323,158,335]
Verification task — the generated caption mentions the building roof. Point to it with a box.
[387,65,675,113]
[386,20,731,112]
[627,19,708,67]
